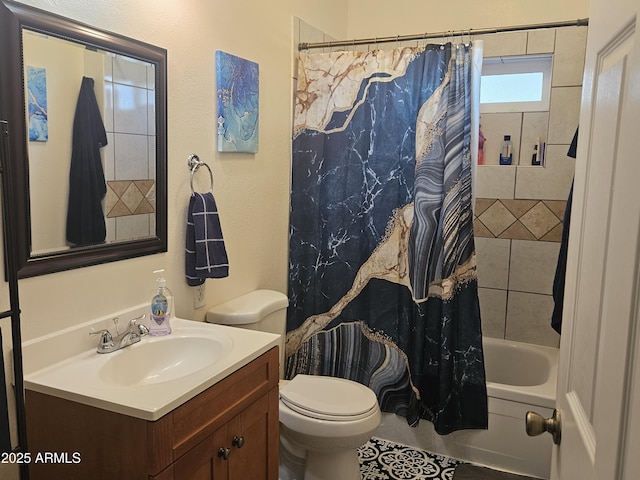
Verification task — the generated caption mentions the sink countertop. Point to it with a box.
[22,306,280,421]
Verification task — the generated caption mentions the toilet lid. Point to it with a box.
[279,375,378,420]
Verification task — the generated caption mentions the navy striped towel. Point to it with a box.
[185,192,229,286]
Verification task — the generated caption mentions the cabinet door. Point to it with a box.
[227,389,278,480]
[170,387,278,480]
[173,426,228,480]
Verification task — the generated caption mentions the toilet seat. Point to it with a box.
[279,375,378,421]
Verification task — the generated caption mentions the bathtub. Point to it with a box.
[374,337,558,479]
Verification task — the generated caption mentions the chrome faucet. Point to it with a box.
[90,314,149,354]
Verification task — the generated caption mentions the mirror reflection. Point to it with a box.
[23,30,157,256]
[0,0,168,278]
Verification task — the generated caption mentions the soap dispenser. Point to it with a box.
[149,269,173,336]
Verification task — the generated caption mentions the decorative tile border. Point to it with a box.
[474,198,566,242]
[105,180,156,218]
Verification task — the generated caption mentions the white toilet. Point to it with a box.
[207,289,381,480]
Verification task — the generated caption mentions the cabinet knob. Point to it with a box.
[218,447,231,460]
[232,436,245,448]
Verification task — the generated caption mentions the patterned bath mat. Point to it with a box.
[358,437,463,479]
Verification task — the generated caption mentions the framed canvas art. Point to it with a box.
[26,65,48,141]
[216,51,259,153]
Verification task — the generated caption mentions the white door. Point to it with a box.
[551,0,640,477]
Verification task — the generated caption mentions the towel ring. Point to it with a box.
[188,154,214,194]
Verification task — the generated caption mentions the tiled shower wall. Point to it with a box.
[101,54,157,243]
[475,26,587,347]
[294,20,588,348]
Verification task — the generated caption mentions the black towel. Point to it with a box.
[551,127,579,334]
[66,77,108,246]
[185,192,229,286]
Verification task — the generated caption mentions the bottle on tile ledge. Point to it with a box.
[499,135,513,165]
[531,137,541,166]
[149,269,173,336]
[478,127,485,165]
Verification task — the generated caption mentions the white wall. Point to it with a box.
[12,0,348,344]
[294,0,348,41]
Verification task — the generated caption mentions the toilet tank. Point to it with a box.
[207,290,289,376]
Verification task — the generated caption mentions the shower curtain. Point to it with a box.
[287,43,487,434]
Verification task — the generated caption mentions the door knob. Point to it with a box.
[526,409,561,445]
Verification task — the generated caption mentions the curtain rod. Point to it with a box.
[298,18,589,51]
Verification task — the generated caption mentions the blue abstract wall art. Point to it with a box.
[216,51,259,153]
[27,65,48,142]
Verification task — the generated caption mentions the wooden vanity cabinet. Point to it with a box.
[25,347,279,480]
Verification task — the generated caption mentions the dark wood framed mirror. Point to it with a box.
[0,0,167,278]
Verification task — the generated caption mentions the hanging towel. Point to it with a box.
[185,192,229,286]
[551,127,579,334]
[66,76,108,246]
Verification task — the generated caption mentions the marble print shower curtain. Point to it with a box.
[287,44,487,434]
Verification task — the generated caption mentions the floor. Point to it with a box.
[358,437,463,480]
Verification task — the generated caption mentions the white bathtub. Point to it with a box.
[374,337,558,479]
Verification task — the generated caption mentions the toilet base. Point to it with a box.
[305,448,361,480]
[279,437,362,480]
[279,437,306,480]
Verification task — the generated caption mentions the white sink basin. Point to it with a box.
[23,312,280,420]
[99,335,229,386]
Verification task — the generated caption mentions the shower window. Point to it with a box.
[480,55,552,113]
